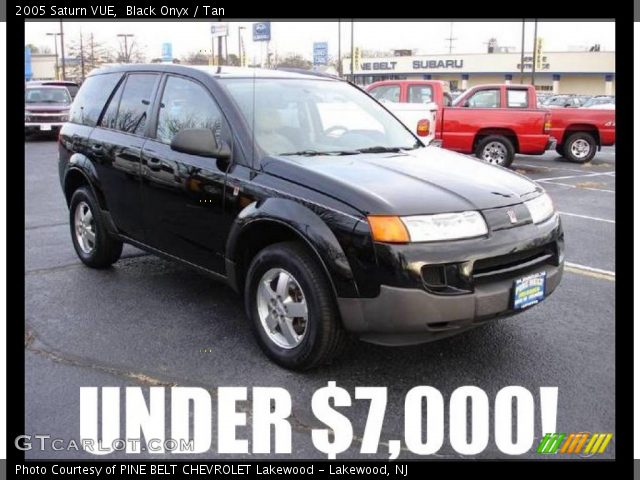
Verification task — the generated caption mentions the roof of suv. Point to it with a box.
[89,64,340,81]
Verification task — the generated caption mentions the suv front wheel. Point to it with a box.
[244,242,346,370]
[69,187,123,268]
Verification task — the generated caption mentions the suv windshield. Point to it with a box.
[220,78,420,156]
[25,87,71,105]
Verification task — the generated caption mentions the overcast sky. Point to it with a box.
[25,21,615,62]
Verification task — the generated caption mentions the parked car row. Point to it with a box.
[537,93,615,109]
[365,80,615,166]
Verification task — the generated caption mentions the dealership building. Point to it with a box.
[344,51,615,95]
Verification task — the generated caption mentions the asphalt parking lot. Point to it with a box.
[24,138,615,459]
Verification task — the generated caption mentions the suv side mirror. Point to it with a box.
[463,100,471,107]
[170,128,231,160]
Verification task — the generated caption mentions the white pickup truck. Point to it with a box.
[377,100,438,145]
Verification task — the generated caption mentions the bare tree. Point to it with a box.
[116,38,146,63]
[181,51,210,65]
[66,33,114,81]
[276,54,312,70]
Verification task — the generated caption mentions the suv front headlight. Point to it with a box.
[368,211,488,243]
[402,211,488,242]
[525,193,555,224]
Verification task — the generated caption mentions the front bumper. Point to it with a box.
[25,122,65,133]
[338,262,562,346]
[337,213,564,346]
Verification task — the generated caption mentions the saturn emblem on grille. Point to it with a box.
[507,209,518,224]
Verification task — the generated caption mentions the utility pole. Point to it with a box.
[117,33,134,63]
[519,20,525,84]
[338,20,342,77]
[217,20,224,66]
[89,33,95,71]
[238,26,245,66]
[446,22,457,54]
[531,20,538,86]
[46,32,60,80]
[59,21,66,80]
[79,30,86,81]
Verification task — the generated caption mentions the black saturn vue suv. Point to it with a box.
[59,65,564,370]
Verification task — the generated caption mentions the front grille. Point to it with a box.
[473,244,555,279]
[27,115,62,123]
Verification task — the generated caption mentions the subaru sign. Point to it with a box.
[253,22,271,42]
[161,43,173,62]
[313,42,328,65]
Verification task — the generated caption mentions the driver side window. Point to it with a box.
[156,76,224,146]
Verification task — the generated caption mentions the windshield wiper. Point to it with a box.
[280,150,359,157]
[356,146,402,154]
[357,144,421,154]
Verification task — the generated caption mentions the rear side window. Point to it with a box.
[507,89,529,108]
[407,85,433,104]
[369,85,400,103]
[101,73,159,135]
[69,73,122,126]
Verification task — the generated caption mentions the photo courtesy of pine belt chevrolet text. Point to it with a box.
[58,64,565,370]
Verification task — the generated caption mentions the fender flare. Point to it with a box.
[225,197,359,298]
[63,154,117,234]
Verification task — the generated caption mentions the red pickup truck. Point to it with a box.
[368,80,552,167]
[367,80,615,165]
[547,108,615,163]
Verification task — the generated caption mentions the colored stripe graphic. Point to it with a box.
[537,433,565,454]
[537,432,612,455]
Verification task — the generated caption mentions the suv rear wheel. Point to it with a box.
[244,241,346,370]
[69,187,123,268]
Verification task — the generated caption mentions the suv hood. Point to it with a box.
[263,146,540,216]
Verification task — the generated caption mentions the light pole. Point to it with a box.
[338,21,341,77]
[117,33,135,63]
[46,32,60,80]
[238,26,246,66]
[350,20,354,79]
[59,21,66,80]
[531,20,538,86]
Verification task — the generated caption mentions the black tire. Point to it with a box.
[474,135,515,168]
[562,132,597,163]
[244,241,347,370]
[69,187,123,268]
[555,144,565,157]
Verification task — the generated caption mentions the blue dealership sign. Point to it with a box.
[253,22,271,42]
[161,43,173,62]
[313,42,328,65]
[25,47,32,81]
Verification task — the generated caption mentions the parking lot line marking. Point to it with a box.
[517,163,607,175]
[536,180,615,193]
[559,211,615,224]
[535,172,616,182]
[565,262,615,281]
